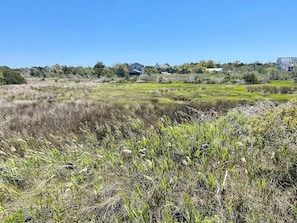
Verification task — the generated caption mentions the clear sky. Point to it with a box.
[1,0,297,68]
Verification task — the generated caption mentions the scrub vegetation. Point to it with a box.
[0,61,297,222]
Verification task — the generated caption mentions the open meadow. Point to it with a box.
[1,78,297,222]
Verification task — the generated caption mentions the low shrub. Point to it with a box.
[242,73,258,84]
[0,66,27,85]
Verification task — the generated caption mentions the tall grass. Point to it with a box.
[1,79,297,222]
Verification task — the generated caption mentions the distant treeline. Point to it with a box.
[4,60,297,84]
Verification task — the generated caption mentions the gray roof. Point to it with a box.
[129,62,144,67]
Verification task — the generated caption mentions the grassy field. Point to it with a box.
[34,79,297,104]
[0,78,297,222]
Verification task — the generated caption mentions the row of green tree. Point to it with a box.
[4,60,297,85]
[23,62,130,79]
[18,59,231,78]
[17,60,219,78]
[22,60,294,80]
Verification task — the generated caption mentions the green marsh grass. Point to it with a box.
[35,79,297,105]
[0,78,297,222]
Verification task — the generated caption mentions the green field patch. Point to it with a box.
[36,80,297,106]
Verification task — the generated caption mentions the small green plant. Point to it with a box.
[138,203,148,223]
[123,196,137,221]
[4,209,24,223]
[184,193,199,222]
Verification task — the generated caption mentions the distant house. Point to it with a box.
[155,63,175,74]
[277,57,297,71]
[207,68,223,72]
[128,63,144,75]
[155,63,170,70]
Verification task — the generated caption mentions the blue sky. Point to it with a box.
[1,0,297,68]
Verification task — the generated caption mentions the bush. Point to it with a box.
[0,66,27,84]
[251,101,297,146]
[242,73,258,84]
[250,101,297,190]
[279,86,293,94]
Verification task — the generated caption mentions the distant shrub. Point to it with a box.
[116,79,128,83]
[262,86,277,94]
[205,79,216,84]
[172,95,190,101]
[0,66,27,84]
[150,98,159,104]
[279,86,293,94]
[194,75,202,83]
[246,86,261,92]
[132,76,139,82]
[242,73,258,84]
[246,86,294,94]
[223,73,234,83]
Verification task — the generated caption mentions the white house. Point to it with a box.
[277,57,297,71]
[128,63,144,75]
[207,68,223,72]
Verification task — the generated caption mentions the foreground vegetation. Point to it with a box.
[0,78,297,222]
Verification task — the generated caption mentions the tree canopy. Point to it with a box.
[94,61,105,77]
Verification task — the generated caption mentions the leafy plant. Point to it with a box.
[4,209,24,223]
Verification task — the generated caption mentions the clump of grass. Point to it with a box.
[247,85,296,94]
